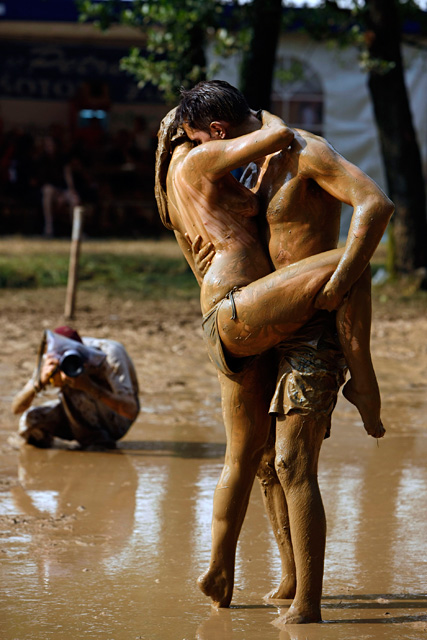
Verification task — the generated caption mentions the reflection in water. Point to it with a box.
[23,490,58,516]
[196,605,281,640]
[276,625,330,640]
[2,411,427,638]
[9,447,138,582]
[196,607,233,640]
[192,462,222,572]
[351,433,420,596]
[323,464,363,588]
[393,463,427,591]
[131,465,168,561]
[150,455,199,590]
[104,463,169,577]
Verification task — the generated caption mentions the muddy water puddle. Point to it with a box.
[1,381,427,639]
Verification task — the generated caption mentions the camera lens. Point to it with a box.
[59,351,85,377]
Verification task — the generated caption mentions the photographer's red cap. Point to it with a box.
[53,326,83,343]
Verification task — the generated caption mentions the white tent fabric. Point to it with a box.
[210,34,426,236]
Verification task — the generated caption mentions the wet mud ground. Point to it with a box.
[1,241,427,640]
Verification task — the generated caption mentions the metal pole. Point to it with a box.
[64,205,84,320]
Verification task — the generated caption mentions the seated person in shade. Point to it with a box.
[12,326,140,450]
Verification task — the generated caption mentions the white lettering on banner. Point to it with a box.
[30,46,72,74]
[0,43,158,103]
[28,45,120,78]
[0,74,76,99]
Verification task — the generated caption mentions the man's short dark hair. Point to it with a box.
[175,80,250,132]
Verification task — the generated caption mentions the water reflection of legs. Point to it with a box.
[274,621,329,640]
[12,446,138,574]
[196,607,233,640]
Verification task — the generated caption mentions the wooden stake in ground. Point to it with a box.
[64,205,84,320]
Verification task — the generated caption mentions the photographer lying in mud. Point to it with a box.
[12,326,140,451]
[155,80,393,622]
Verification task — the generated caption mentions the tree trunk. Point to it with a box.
[187,22,207,84]
[365,0,427,274]
[240,0,283,110]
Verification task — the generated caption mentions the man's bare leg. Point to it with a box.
[337,267,385,438]
[257,423,296,601]
[274,411,328,624]
[198,352,274,608]
[41,184,55,238]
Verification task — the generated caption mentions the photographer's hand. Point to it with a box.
[40,354,62,387]
[11,355,61,415]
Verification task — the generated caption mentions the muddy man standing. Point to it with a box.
[174,80,393,623]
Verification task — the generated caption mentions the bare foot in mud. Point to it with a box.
[343,379,385,439]
[264,576,296,602]
[279,601,322,624]
[197,567,233,608]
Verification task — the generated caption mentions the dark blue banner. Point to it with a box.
[0,0,80,22]
[0,41,162,104]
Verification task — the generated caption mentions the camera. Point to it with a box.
[58,350,86,377]
[38,330,104,383]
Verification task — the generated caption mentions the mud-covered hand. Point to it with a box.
[185,233,215,280]
[314,278,346,312]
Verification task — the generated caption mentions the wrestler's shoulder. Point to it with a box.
[292,129,341,174]
[293,128,332,152]
[181,142,223,175]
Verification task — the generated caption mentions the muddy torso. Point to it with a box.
[166,143,272,314]
[243,130,342,270]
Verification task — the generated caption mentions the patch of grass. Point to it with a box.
[0,254,70,288]
[2,239,425,311]
[0,251,199,299]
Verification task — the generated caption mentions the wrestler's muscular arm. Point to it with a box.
[189,111,294,182]
[300,136,394,310]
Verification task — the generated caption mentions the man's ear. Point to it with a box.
[209,121,228,139]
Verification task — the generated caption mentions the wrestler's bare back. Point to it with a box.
[166,142,272,313]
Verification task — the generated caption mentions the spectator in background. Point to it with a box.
[132,114,156,178]
[105,128,141,196]
[37,134,68,237]
[64,144,98,209]
[75,116,106,164]
[133,115,150,154]
[37,135,98,237]
[0,128,38,200]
